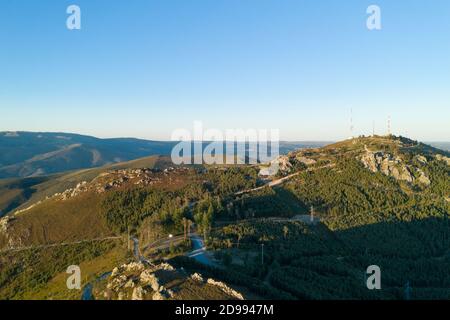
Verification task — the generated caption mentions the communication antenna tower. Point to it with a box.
[350,109,354,138]
[387,116,391,136]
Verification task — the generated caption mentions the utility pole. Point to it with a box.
[350,108,354,138]
[187,220,191,238]
[127,225,131,251]
[310,205,314,223]
[261,244,264,265]
[404,281,411,300]
[372,120,375,136]
[387,115,391,136]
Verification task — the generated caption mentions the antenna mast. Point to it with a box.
[350,108,354,138]
[387,116,391,136]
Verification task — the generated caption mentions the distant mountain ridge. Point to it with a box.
[0,131,331,179]
[0,132,178,179]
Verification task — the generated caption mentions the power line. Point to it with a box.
[387,115,391,136]
[0,236,122,254]
[350,108,354,138]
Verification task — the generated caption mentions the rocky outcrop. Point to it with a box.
[416,155,428,164]
[11,167,176,215]
[206,278,244,300]
[96,261,243,300]
[436,154,450,166]
[259,155,292,177]
[361,150,414,182]
[0,216,13,234]
[99,262,177,300]
[416,169,431,186]
[132,286,146,300]
[124,262,145,273]
[140,270,161,292]
[191,273,204,283]
[296,156,317,166]
[361,148,431,186]
[152,290,170,300]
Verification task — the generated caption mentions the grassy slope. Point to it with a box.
[0,240,127,300]
[9,192,113,247]
[0,155,164,216]
[27,245,128,300]
[1,136,448,299]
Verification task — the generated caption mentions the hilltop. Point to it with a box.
[0,155,173,217]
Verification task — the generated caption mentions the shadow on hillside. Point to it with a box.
[331,217,450,259]
[226,187,310,220]
[0,176,52,216]
[212,213,450,299]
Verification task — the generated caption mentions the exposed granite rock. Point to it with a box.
[125,279,136,288]
[436,154,450,166]
[111,267,120,277]
[416,155,428,164]
[296,156,317,166]
[0,216,12,233]
[97,261,244,300]
[140,270,161,292]
[360,151,419,184]
[417,169,431,186]
[191,273,204,283]
[152,290,169,300]
[132,286,146,300]
[107,275,128,292]
[259,155,292,176]
[206,279,244,300]
[124,262,145,273]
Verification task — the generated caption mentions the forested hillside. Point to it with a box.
[0,135,448,299]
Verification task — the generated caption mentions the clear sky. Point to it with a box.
[0,0,449,141]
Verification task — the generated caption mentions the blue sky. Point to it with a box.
[0,0,449,141]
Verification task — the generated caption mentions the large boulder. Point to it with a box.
[417,169,431,186]
[152,291,169,300]
[107,275,128,292]
[206,279,244,300]
[436,154,450,166]
[132,286,146,300]
[140,270,161,292]
[191,273,204,283]
[360,151,416,183]
[296,156,317,166]
[111,267,120,277]
[124,262,145,273]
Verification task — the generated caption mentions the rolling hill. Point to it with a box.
[0,135,448,300]
[0,132,178,179]
[0,155,173,217]
[0,131,331,179]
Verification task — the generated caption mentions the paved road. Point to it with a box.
[235,163,335,196]
[186,235,215,266]
[0,236,122,254]
[142,234,185,252]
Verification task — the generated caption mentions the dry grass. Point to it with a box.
[9,192,113,247]
[23,245,128,300]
